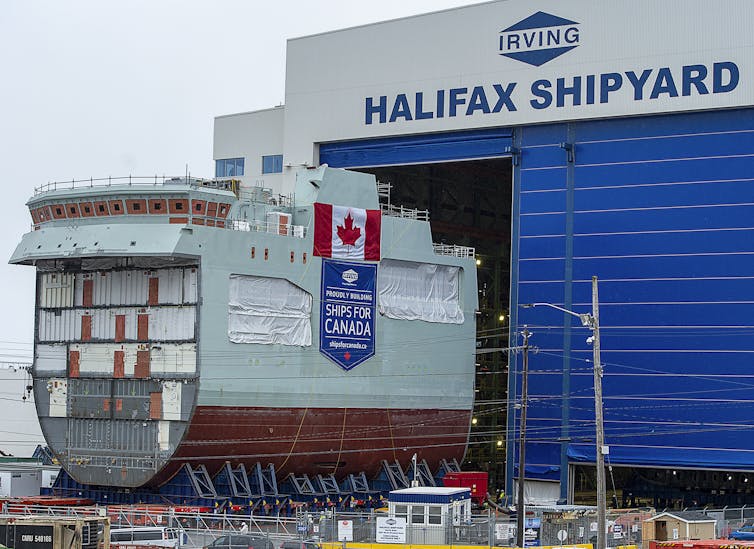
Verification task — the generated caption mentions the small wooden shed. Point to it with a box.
[643,511,717,549]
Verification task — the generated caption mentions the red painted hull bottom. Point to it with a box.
[150,406,472,487]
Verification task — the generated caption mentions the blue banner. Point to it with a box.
[524,518,541,547]
[320,259,376,370]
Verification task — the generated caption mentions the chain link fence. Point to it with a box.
[12,503,754,548]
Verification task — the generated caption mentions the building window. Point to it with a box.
[215,157,245,177]
[411,505,425,525]
[262,154,283,174]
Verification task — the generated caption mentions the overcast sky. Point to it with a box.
[0,1,482,455]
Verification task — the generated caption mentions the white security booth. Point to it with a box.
[388,487,472,545]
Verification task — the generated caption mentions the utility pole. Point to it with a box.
[516,327,530,549]
[592,276,607,549]
[521,277,606,549]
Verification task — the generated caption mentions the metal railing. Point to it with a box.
[12,503,754,549]
[381,203,429,221]
[5,505,303,549]
[433,243,476,259]
[228,220,306,238]
[33,176,211,196]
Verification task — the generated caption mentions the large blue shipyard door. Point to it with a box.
[510,108,754,499]
[319,128,512,167]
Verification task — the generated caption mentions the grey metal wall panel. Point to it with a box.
[68,379,112,419]
[149,343,197,376]
[112,379,159,421]
[182,268,198,303]
[67,417,157,454]
[112,379,161,396]
[68,417,112,451]
[33,381,52,416]
[39,417,66,449]
[180,384,197,419]
[148,307,196,341]
[35,344,68,375]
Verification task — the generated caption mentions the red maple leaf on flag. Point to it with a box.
[337,212,361,246]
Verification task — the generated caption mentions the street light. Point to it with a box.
[515,327,531,549]
[522,275,606,549]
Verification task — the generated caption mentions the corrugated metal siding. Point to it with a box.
[38,309,81,341]
[39,273,74,308]
[72,268,198,307]
[38,307,195,342]
[512,108,754,484]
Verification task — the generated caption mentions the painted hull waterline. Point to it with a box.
[150,405,471,485]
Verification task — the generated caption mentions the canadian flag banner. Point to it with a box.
[313,203,381,261]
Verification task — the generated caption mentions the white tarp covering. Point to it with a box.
[228,274,312,346]
[378,259,464,324]
[512,479,560,506]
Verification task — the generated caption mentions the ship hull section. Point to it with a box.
[13,171,479,489]
[150,405,471,485]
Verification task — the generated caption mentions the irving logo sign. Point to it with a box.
[499,11,580,67]
[362,9,743,125]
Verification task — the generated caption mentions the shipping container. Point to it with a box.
[0,516,109,549]
[442,471,488,506]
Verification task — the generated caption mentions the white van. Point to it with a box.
[110,526,184,548]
